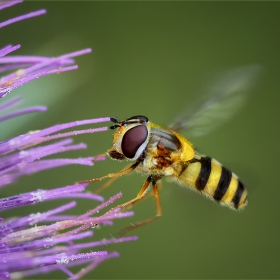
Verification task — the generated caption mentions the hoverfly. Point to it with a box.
[81,66,259,232]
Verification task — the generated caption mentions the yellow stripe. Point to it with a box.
[204,160,222,197]
[239,189,248,208]
[221,174,238,206]
[178,161,201,189]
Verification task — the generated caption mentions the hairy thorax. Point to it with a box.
[137,127,191,177]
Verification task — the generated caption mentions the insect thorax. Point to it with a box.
[138,127,185,176]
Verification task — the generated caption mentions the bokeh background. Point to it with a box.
[1,1,280,279]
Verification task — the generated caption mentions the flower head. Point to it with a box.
[0,2,137,279]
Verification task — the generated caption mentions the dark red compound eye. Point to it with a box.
[121,125,148,159]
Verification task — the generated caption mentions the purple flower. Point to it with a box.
[0,2,137,279]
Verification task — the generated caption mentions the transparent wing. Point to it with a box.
[169,65,261,137]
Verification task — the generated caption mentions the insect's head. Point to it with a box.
[108,115,150,161]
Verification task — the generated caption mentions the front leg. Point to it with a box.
[77,160,140,184]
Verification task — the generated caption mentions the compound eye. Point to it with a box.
[121,125,148,159]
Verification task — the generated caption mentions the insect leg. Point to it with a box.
[116,176,162,235]
[135,178,162,200]
[77,160,140,184]
[114,175,153,212]
[93,153,107,160]
[94,163,131,194]
[152,179,162,217]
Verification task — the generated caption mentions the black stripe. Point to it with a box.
[214,166,232,201]
[178,163,189,177]
[195,157,212,191]
[231,180,245,209]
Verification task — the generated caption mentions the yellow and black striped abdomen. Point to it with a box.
[177,156,248,209]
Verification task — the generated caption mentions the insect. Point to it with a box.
[81,66,259,232]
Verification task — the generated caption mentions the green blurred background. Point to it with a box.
[1,1,280,279]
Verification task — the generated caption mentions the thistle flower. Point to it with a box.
[0,1,137,279]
